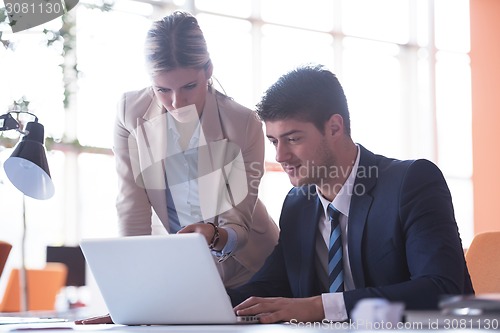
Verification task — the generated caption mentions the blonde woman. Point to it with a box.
[115,10,278,286]
[76,10,278,325]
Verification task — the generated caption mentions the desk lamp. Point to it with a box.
[1,111,54,199]
[0,110,55,311]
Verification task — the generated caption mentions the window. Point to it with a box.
[195,0,472,245]
[0,0,473,272]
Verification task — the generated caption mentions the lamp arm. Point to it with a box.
[0,111,39,134]
[7,111,39,123]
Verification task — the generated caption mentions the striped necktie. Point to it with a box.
[328,204,344,293]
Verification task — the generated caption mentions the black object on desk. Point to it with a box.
[46,246,86,287]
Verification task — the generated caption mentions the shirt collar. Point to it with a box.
[317,144,361,218]
[166,112,202,149]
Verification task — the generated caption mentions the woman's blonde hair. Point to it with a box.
[145,11,212,76]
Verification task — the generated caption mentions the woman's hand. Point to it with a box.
[177,223,228,251]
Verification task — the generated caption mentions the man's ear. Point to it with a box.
[325,114,344,136]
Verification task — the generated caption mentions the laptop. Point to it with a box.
[80,233,258,325]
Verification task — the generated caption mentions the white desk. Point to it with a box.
[0,321,497,333]
[0,323,493,333]
[1,309,498,332]
[0,322,309,333]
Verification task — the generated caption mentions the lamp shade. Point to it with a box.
[3,121,54,200]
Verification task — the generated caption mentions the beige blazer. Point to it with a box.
[113,86,279,287]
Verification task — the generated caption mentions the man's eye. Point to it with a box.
[288,137,300,143]
[157,88,170,93]
[185,83,197,90]
[269,139,278,146]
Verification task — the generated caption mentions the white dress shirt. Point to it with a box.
[165,113,237,254]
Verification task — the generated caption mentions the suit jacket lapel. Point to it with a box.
[133,92,170,228]
[200,88,225,144]
[139,100,168,169]
[295,188,323,296]
[197,89,231,221]
[348,145,377,289]
[135,92,168,192]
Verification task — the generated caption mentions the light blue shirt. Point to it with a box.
[165,113,236,254]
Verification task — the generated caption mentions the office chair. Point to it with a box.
[0,262,68,312]
[465,231,500,294]
[0,241,13,278]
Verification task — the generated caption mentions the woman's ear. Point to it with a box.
[326,114,344,136]
[205,62,214,80]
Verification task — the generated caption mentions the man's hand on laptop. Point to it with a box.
[74,313,114,325]
[234,296,324,324]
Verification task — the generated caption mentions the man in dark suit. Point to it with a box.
[228,64,474,323]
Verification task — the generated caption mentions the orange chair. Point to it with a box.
[0,241,13,277]
[0,262,68,312]
[465,231,500,294]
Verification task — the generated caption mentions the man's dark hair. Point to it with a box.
[256,64,351,135]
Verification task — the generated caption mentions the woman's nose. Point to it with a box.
[171,92,185,109]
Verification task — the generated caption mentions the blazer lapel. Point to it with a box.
[135,94,169,191]
[296,188,323,296]
[200,88,224,144]
[348,145,377,289]
[196,89,231,221]
[131,93,171,228]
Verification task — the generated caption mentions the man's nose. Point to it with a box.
[275,142,291,164]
